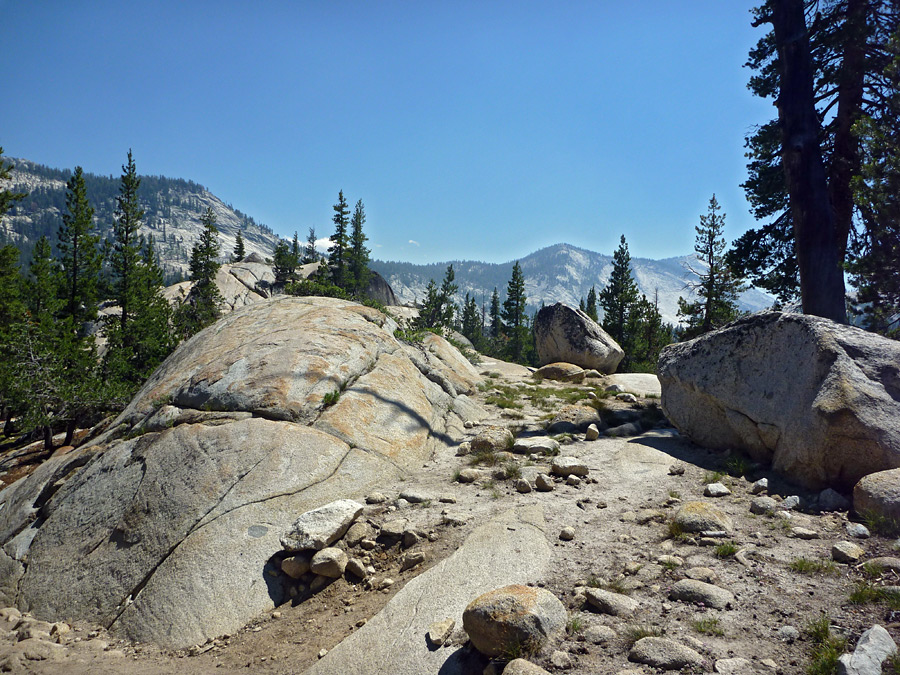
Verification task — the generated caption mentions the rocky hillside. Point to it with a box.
[371,243,774,326]
[2,157,282,281]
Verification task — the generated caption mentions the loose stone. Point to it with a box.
[832,540,865,563]
[559,527,575,541]
[629,637,705,670]
[750,496,778,515]
[535,474,555,492]
[584,588,638,617]
[704,483,731,497]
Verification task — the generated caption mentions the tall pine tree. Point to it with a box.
[501,262,528,363]
[348,199,371,296]
[329,190,350,289]
[58,166,100,328]
[599,235,639,346]
[175,207,224,338]
[232,227,245,262]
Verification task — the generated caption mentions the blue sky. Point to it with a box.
[1,1,773,264]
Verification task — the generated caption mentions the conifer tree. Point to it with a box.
[0,148,26,219]
[348,199,371,296]
[417,265,457,331]
[291,232,300,278]
[303,227,318,264]
[23,236,59,319]
[460,293,482,344]
[58,166,100,327]
[272,239,296,285]
[233,227,245,261]
[677,195,742,339]
[489,288,502,339]
[585,285,598,322]
[107,150,144,336]
[329,190,350,288]
[501,262,528,362]
[599,235,639,346]
[175,207,223,338]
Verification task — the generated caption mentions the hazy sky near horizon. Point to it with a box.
[2,1,773,264]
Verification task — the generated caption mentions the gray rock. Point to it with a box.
[512,438,560,455]
[684,567,718,583]
[400,552,426,571]
[399,490,431,504]
[566,475,581,487]
[533,303,624,373]
[782,495,801,510]
[778,625,800,642]
[516,479,533,494]
[854,469,900,524]
[715,657,772,674]
[503,659,551,675]
[584,588,639,617]
[846,522,871,539]
[456,441,470,456]
[344,521,373,547]
[819,488,851,512]
[704,482,731,497]
[471,426,515,453]
[426,618,455,648]
[549,650,574,669]
[458,468,481,483]
[584,624,617,644]
[346,558,368,579]
[547,405,604,434]
[629,636,705,670]
[669,579,735,609]
[463,584,567,658]
[366,492,389,504]
[750,496,778,515]
[658,311,900,489]
[832,541,865,563]
[380,519,409,538]
[605,422,642,438]
[674,502,734,533]
[864,557,900,573]
[280,499,364,552]
[280,553,311,579]
[791,527,820,540]
[751,478,768,495]
[310,547,348,578]
[559,527,575,541]
[535,474,555,492]
[551,457,589,477]
[533,362,586,383]
[616,392,638,403]
[837,624,898,675]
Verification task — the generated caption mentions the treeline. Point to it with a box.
[0,149,226,451]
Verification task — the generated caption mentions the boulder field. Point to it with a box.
[658,311,900,490]
[0,296,484,648]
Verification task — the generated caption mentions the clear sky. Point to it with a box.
[1,1,773,264]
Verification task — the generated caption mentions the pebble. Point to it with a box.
[426,618,455,647]
[584,624,616,644]
[584,588,638,617]
[378,578,395,590]
[668,464,686,476]
[832,540,865,563]
[360,539,377,551]
[400,552,426,571]
[566,476,581,487]
[616,393,638,403]
[380,518,409,538]
[656,555,684,567]
[439,495,456,503]
[535,474,555,492]
[318,648,328,659]
[365,492,388,504]
[346,558,368,579]
[551,457,589,477]
[399,490,431,504]
[515,479,532,493]
[704,482,731,497]
[629,637,704,670]
[685,567,718,583]
[456,442,471,456]
[585,424,600,441]
[818,488,850,512]
[458,468,481,483]
[669,579,734,609]
[791,527,820,540]
[559,527,575,541]
[550,650,574,669]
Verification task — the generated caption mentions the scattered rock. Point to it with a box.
[310,547,348,578]
[426,618,455,648]
[400,552,426,571]
[778,626,800,642]
[462,584,567,658]
[751,478,768,495]
[458,468,482,483]
[398,490,431,504]
[715,657,772,673]
[668,464,686,476]
[846,522,871,539]
[684,567,718,583]
[674,502,734,533]
[344,521,373,547]
[657,555,684,567]
[535,474,555,492]
[380,518,409,538]
[704,482,731,497]
[503,659,552,675]
[547,405,604,434]
[366,492,388,505]
[559,527,575,541]
[551,457,589,477]
[616,393,638,403]
[629,636,705,670]
[513,438,560,455]
[865,557,900,573]
[585,424,600,441]
[533,362,586,383]
[750,496,778,515]
[549,650,574,669]
[584,624,617,644]
[819,488,851,512]
[837,624,898,675]
[605,422,642,438]
[471,426,515,453]
[456,442,471,456]
[516,479,533,494]
[584,588,639,617]
[854,469,900,523]
[346,558,368,579]
[832,541,865,564]
[280,553,312,579]
[782,495,801,510]
[669,579,734,609]
[280,499,365,552]
[791,527,820,540]
[566,475,581,487]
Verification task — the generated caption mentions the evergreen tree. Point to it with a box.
[585,285,598,322]
[599,235,639,346]
[460,293,482,345]
[501,262,528,362]
[489,288,502,339]
[272,239,296,285]
[329,190,350,289]
[0,148,26,219]
[291,231,300,278]
[348,199,371,296]
[23,236,59,319]
[58,166,100,327]
[107,150,144,336]
[625,292,672,372]
[233,227,245,261]
[417,265,457,331]
[175,207,223,339]
[303,227,318,264]
[677,195,743,339]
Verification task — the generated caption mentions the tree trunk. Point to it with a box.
[772,0,848,323]
[64,418,77,447]
[828,0,868,260]
[42,425,53,452]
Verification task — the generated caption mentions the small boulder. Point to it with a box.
[547,405,603,434]
[750,496,778,515]
[462,585,567,658]
[854,469,900,523]
[426,618,455,648]
[704,482,731,498]
[471,426,515,453]
[533,362,586,383]
[605,422,642,438]
[458,468,482,483]
[837,624,897,675]
[629,637,705,670]
[503,659,552,675]
[674,501,733,533]
[280,553,312,579]
[310,547,348,578]
[585,424,600,441]
[832,541,865,564]
[819,488,851,512]
[584,588,638,617]
[535,474,555,492]
[551,457,589,477]
[516,479,533,494]
[669,579,734,609]
[513,437,560,455]
[280,499,364,552]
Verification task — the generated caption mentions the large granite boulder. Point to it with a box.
[0,296,483,648]
[659,311,900,489]
[533,303,623,373]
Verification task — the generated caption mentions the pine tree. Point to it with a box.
[233,227,245,261]
[677,195,743,339]
[501,262,528,362]
[625,292,672,372]
[23,236,59,319]
[460,293,482,344]
[489,288,502,339]
[329,190,350,289]
[272,239,296,285]
[585,285,598,322]
[599,235,639,346]
[58,166,100,327]
[291,232,300,280]
[417,265,457,331]
[0,148,26,219]
[303,227,318,264]
[107,150,144,336]
[175,207,223,338]
[348,199,371,296]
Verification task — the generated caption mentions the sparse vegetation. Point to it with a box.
[469,449,499,466]
[702,470,726,484]
[691,617,724,636]
[666,519,686,541]
[714,542,738,558]
[804,615,846,675]
[859,509,900,537]
[565,615,583,635]
[502,461,522,480]
[789,558,838,576]
[621,624,663,649]
[724,454,754,478]
[848,582,900,609]
[322,390,341,407]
